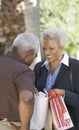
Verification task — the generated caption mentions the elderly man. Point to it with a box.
[0,33,40,130]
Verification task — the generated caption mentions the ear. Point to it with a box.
[59,46,64,53]
[28,50,35,56]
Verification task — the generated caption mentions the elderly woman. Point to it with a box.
[34,27,79,130]
[0,33,40,130]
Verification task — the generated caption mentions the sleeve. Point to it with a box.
[64,68,79,108]
[14,69,35,93]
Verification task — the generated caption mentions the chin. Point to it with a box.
[47,59,56,63]
[47,59,52,62]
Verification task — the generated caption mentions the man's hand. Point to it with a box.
[8,122,30,130]
[8,122,21,130]
[34,87,38,95]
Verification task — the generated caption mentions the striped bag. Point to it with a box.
[48,91,74,130]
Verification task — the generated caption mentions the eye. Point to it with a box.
[50,47,54,50]
[43,47,54,51]
[43,47,46,50]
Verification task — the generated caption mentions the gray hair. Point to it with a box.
[11,33,40,54]
[41,27,67,48]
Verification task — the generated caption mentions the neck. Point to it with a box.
[49,55,63,73]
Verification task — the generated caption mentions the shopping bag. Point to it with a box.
[48,91,74,130]
[44,107,53,130]
[30,91,48,130]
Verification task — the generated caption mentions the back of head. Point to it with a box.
[41,27,67,48]
[11,33,40,54]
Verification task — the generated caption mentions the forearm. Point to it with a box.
[64,90,79,108]
[19,91,34,130]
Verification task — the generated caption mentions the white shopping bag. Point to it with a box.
[30,91,48,130]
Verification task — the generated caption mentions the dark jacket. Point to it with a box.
[34,58,79,130]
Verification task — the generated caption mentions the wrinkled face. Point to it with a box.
[20,50,36,66]
[42,38,63,63]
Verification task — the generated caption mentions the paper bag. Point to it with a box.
[44,108,53,130]
[48,91,74,130]
[30,91,48,130]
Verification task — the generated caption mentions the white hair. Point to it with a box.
[41,27,67,48]
[11,33,40,54]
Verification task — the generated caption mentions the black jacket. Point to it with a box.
[34,58,79,130]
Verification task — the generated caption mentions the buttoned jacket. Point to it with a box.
[34,58,79,130]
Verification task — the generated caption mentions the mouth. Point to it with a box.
[46,57,52,61]
[46,56,52,59]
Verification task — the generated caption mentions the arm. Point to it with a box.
[8,90,34,130]
[19,90,34,130]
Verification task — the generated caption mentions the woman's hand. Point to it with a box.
[48,88,65,99]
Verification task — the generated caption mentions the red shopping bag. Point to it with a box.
[48,91,74,130]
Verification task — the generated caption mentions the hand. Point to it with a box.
[48,88,65,99]
[8,122,30,130]
[34,87,38,95]
[8,122,21,130]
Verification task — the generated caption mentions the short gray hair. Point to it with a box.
[41,27,67,48]
[11,33,40,54]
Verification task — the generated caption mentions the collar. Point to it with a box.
[41,52,69,67]
[6,51,24,63]
[61,52,69,66]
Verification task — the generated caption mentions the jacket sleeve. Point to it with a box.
[64,59,79,108]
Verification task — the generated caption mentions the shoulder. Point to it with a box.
[34,60,45,69]
[34,60,46,75]
[69,58,79,71]
[69,58,79,66]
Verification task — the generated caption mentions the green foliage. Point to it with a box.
[40,0,79,58]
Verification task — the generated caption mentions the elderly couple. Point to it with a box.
[0,27,79,130]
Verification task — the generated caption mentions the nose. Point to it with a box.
[44,49,50,55]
